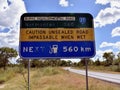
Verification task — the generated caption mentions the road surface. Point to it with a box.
[64,67,120,84]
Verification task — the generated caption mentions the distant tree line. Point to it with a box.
[0,47,120,72]
[0,47,18,70]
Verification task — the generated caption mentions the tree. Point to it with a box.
[78,59,85,66]
[31,59,41,68]
[78,59,93,67]
[117,52,120,71]
[94,58,101,66]
[60,60,67,66]
[17,58,29,68]
[115,52,120,71]
[0,47,18,70]
[66,60,72,66]
[103,52,115,66]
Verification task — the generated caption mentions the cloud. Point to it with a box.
[93,48,120,61]
[0,26,19,49]
[0,0,8,12]
[94,49,113,60]
[61,59,80,62]
[110,0,120,8]
[100,42,114,48]
[111,27,120,37]
[94,0,120,28]
[95,0,109,5]
[0,0,26,48]
[95,0,120,8]
[94,7,120,28]
[0,0,26,28]
[100,42,120,50]
[59,0,69,7]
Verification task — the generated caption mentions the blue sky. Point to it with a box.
[0,0,120,62]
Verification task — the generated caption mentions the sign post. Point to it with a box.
[20,13,95,90]
[85,58,89,90]
[28,59,30,90]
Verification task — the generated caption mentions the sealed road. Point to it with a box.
[64,67,120,84]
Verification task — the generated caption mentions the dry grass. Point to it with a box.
[0,67,120,90]
[31,67,120,90]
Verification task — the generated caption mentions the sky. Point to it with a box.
[0,0,120,62]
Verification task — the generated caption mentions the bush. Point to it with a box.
[0,66,27,84]
[41,67,61,76]
[0,68,16,84]
[32,67,63,79]
[111,65,120,72]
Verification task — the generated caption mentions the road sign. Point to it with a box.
[19,13,95,58]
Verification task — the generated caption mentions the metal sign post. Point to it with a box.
[28,59,30,90]
[85,58,88,90]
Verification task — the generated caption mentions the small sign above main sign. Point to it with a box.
[19,13,95,58]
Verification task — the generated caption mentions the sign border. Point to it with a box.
[19,13,96,59]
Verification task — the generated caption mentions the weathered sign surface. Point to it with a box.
[19,13,95,58]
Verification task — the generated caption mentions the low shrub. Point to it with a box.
[0,68,16,84]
